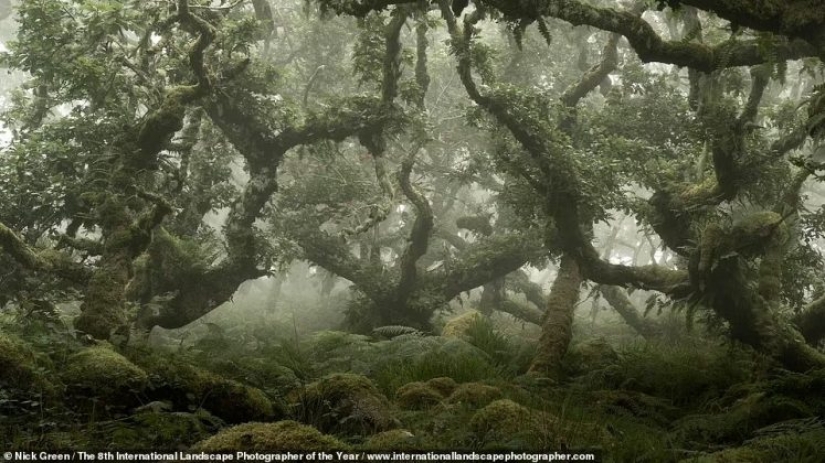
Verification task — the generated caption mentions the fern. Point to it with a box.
[372,325,423,339]
[536,18,552,46]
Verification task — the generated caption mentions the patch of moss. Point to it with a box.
[292,373,396,436]
[590,390,679,426]
[370,338,502,394]
[362,429,420,451]
[62,344,148,403]
[686,428,825,463]
[76,409,219,451]
[126,409,217,449]
[0,333,54,394]
[128,351,278,423]
[425,377,458,396]
[190,421,349,452]
[564,338,619,374]
[470,399,568,450]
[442,311,483,338]
[675,392,812,445]
[470,399,535,437]
[446,382,502,408]
[396,382,443,410]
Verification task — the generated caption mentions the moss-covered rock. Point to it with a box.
[469,399,558,449]
[442,311,483,338]
[62,344,148,403]
[396,382,443,410]
[682,428,825,463]
[470,399,535,437]
[0,333,54,394]
[446,382,502,408]
[675,392,812,444]
[292,373,396,436]
[591,390,679,426]
[128,351,277,424]
[470,399,608,450]
[565,338,619,374]
[190,421,349,452]
[425,377,458,396]
[362,429,419,451]
[76,409,219,451]
[126,409,218,449]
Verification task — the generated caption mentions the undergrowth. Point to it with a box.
[2,310,823,462]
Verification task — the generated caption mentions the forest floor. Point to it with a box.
[2,314,824,463]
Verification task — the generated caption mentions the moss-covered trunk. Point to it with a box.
[529,254,582,375]
[707,260,825,372]
[73,193,135,339]
[74,247,131,339]
[75,189,169,338]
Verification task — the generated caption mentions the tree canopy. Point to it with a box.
[1,0,825,376]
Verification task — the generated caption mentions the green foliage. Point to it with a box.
[463,315,534,375]
[0,332,59,433]
[1,0,825,457]
[369,336,504,396]
[445,382,503,408]
[353,13,388,88]
[290,373,397,436]
[675,393,812,446]
[574,341,759,406]
[373,325,424,338]
[808,84,825,140]
[692,428,825,463]
[191,420,350,452]
[78,408,220,450]
[126,349,278,424]
[469,399,561,449]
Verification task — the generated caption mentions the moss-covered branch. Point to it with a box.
[320,0,823,63]
[455,215,493,236]
[347,9,411,236]
[413,19,431,108]
[498,299,544,325]
[135,0,216,159]
[648,67,774,254]
[440,222,548,322]
[437,232,546,300]
[76,1,229,338]
[396,153,434,304]
[438,0,692,298]
[0,222,91,284]
[678,0,825,49]
[598,285,658,340]
[560,33,620,108]
[481,0,819,71]
[296,227,391,300]
[705,257,825,371]
[505,271,547,310]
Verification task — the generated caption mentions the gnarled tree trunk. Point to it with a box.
[529,254,583,375]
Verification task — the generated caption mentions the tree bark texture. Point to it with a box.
[529,254,583,375]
